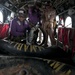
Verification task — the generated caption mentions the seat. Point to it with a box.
[0,23,9,39]
[0,24,3,33]
[62,28,70,51]
[69,28,75,57]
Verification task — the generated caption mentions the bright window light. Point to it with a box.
[61,19,64,26]
[0,11,3,24]
[7,15,10,21]
[65,16,72,28]
[11,12,15,18]
[56,15,59,24]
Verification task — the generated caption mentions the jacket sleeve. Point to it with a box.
[28,7,32,14]
[10,20,24,36]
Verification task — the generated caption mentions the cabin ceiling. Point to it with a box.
[0,0,75,14]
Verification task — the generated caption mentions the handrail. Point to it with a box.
[57,6,75,16]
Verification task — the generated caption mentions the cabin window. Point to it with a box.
[7,15,10,21]
[56,15,59,24]
[61,19,64,26]
[65,16,72,28]
[0,11,3,24]
[10,12,15,18]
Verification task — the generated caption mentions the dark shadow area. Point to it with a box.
[0,39,75,66]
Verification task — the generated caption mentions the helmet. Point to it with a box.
[17,9,26,18]
[45,1,52,7]
[34,2,42,8]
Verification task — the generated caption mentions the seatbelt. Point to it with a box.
[69,28,75,49]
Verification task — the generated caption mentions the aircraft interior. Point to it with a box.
[0,0,75,75]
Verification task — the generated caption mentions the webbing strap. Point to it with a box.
[69,29,75,49]
[70,29,75,41]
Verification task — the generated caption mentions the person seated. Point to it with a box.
[10,9,30,42]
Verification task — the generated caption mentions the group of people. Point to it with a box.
[10,1,57,46]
